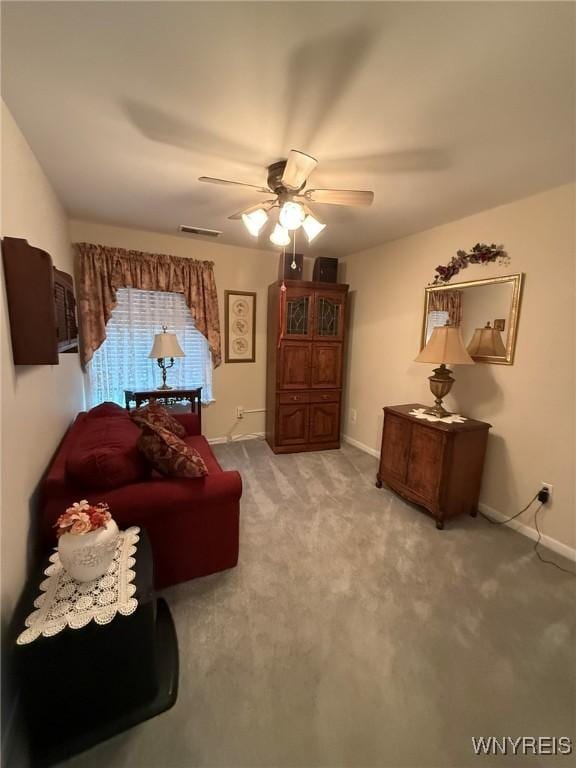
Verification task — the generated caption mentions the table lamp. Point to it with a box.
[415,325,474,417]
[466,321,507,357]
[148,326,185,390]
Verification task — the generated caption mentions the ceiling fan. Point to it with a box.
[198,149,374,246]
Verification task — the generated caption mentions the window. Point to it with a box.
[86,288,213,407]
[426,310,450,343]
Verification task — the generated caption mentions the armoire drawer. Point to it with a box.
[278,392,309,404]
[309,390,340,404]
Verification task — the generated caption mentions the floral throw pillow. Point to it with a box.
[137,426,208,478]
[130,401,186,438]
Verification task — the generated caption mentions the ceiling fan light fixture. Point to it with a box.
[279,201,305,231]
[270,224,291,247]
[241,208,268,237]
[302,214,326,243]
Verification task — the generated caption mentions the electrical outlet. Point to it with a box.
[349,408,357,424]
[541,482,553,501]
[236,406,244,419]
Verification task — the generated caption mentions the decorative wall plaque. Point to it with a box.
[224,290,256,363]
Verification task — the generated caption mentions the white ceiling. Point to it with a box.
[2,1,574,258]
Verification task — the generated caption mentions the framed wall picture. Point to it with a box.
[224,290,256,363]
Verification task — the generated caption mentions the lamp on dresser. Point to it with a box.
[148,326,185,390]
[414,325,474,417]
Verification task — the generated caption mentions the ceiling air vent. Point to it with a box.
[179,225,222,238]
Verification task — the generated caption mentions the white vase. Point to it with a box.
[58,520,120,582]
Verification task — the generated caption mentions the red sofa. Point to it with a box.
[40,406,242,589]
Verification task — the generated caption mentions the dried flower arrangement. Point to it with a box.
[431,243,509,285]
[54,500,112,537]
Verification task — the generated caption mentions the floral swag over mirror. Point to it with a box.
[75,243,221,368]
[431,243,509,285]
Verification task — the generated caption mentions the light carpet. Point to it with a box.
[60,440,575,768]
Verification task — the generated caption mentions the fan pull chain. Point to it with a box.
[278,246,287,348]
[291,232,297,270]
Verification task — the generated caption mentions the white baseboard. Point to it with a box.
[208,432,264,445]
[342,434,380,458]
[343,434,576,563]
[478,503,576,562]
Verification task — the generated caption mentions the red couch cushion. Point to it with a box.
[173,412,201,436]
[86,402,128,419]
[66,416,149,491]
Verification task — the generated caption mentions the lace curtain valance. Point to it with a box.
[75,242,221,367]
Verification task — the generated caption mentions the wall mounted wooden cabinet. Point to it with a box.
[266,280,348,454]
[1,237,78,364]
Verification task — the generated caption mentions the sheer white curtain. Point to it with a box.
[426,310,450,342]
[86,288,213,407]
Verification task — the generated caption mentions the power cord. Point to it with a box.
[480,490,575,576]
[478,492,538,525]
[533,504,576,576]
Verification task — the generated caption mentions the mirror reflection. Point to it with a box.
[422,274,523,364]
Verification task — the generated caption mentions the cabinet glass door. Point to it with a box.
[313,291,345,340]
[283,288,313,339]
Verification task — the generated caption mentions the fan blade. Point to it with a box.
[198,176,270,193]
[228,200,276,220]
[304,189,374,207]
[281,150,318,191]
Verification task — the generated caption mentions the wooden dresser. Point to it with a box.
[266,280,348,454]
[376,404,491,529]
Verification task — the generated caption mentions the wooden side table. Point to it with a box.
[15,529,179,766]
[376,404,491,529]
[124,387,202,431]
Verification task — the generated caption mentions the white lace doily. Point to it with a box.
[409,407,467,424]
[17,527,140,645]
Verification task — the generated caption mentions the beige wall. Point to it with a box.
[341,184,575,551]
[68,219,280,441]
[1,104,85,627]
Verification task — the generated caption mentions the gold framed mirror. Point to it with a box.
[421,273,524,364]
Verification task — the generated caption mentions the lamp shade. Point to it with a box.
[302,213,326,243]
[270,223,291,247]
[241,208,268,237]
[466,323,507,357]
[415,326,474,365]
[148,329,185,359]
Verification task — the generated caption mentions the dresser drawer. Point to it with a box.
[278,392,310,404]
[309,390,340,404]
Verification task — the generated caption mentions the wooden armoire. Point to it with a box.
[266,279,348,453]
